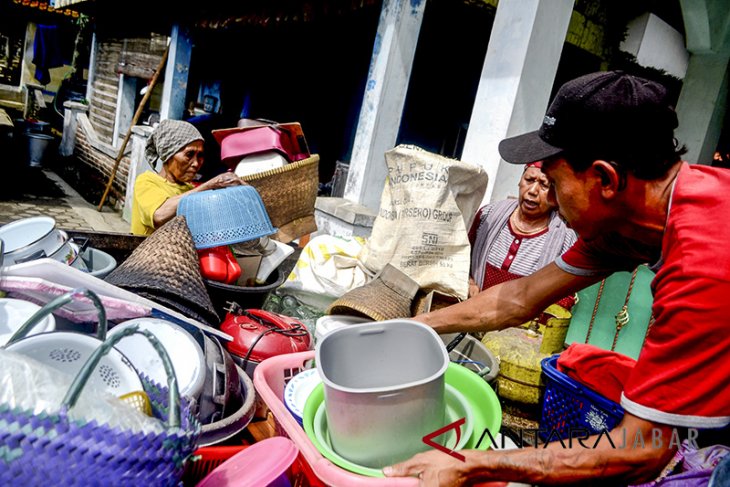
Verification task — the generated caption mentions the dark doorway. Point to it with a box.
[185,4,381,183]
[397,0,495,158]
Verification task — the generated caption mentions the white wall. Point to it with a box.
[621,13,689,79]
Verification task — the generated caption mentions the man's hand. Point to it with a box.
[384,413,677,486]
[383,450,473,486]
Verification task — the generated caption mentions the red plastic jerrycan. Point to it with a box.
[198,245,241,284]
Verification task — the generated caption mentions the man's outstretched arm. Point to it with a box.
[416,262,602,335]
[384,412,678,486]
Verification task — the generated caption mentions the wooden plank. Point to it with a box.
[91,92,118,105]
[94,76,119,87]
[88,114,114,129]
[93,90,119,104]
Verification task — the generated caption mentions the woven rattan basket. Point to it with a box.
[240,155,319,243]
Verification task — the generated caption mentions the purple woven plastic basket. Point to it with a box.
[0,324,200,486]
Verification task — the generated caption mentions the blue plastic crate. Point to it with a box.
[540,355,624,441]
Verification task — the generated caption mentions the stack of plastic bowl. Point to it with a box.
[253,350,503,483]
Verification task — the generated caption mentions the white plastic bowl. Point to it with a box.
[0,298,56,347]
[234,151,288,177]
[284,368,322,424]
[5,331,143,397]
[108,318,207,400]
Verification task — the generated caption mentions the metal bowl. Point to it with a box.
[198,365,256,447]
[198,334,243,425]
[1,217,67,265]
[0,298,56,347]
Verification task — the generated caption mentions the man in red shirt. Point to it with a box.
[385,71,730,485]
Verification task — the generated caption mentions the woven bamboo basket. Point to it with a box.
[240,155,319,243]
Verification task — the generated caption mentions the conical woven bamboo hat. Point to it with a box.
[105,216,219,326]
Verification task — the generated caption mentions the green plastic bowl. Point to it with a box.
[302,362,502,477]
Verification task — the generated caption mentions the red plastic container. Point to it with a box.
[198,246,241,284]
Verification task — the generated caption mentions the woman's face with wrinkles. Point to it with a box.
[518,166,554,219]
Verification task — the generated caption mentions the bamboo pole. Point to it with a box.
[97,43,170,212]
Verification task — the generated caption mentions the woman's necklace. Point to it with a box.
[510,209,549,236]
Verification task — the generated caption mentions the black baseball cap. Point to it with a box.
[498,71,679,164]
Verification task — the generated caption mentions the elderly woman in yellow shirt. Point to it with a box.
[131,119,244,235]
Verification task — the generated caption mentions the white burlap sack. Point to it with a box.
[359,145,488,300]
[279,234,373,310]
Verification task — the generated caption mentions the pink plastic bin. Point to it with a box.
[253,350,419,486]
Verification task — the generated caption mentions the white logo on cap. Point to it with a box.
[543,115,556,126]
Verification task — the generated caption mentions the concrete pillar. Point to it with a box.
[676,0,730,165]
[86,32,97,103]
[122,125,155,223]
[461,0,574,204]
[675,54,730,165]
[621,13,689,79]
[60,101,88,157]
[343,0,427,211]
[113,74,136,147]
[159,25,192,121]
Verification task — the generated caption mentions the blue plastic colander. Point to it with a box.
[177,186,277,249]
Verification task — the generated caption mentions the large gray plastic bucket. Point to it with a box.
[316,319,449,468]
[26,133,53,167]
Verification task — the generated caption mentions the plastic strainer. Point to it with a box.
[177,185,277,249]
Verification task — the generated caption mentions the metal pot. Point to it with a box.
[48,235,89,272]
[198,365,256,447]
[1,216,67,265]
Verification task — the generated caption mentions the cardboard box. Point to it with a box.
[234,253,262,287]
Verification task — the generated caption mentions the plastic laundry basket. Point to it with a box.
[177,185,277,249]
[253,351,418,486]
[540,355,624,441]
[253,350,502,487]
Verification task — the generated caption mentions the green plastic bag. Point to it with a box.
[565,265,654,360]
